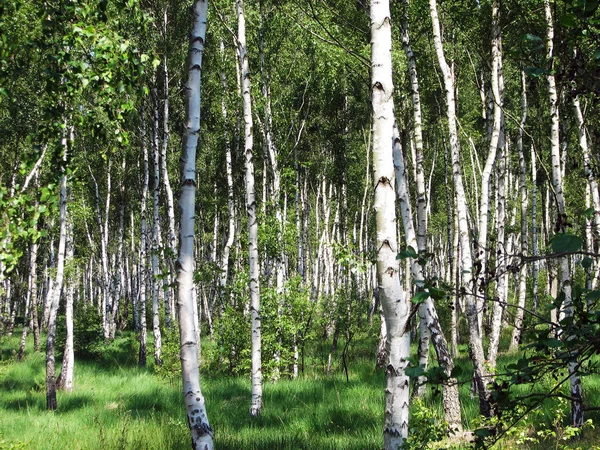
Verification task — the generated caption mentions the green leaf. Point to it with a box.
[523,33,543,42]
[397,246,418,259]
[550,234,583,253]
[585,290,600,302]
[411,291,430,305]
[405,365,426,378]
[582,257,594,269]
[584,207,595,218]
[524,66,546,78]
[474,428,491,438]
[559,14,577,27]
[541,338,563,349]
[450,366,463,378]
[594,48,600,60]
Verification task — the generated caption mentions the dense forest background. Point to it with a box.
[1,0,600,448]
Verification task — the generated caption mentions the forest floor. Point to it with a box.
[1,329,600,450]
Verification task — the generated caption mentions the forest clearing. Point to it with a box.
[2,0,600,448]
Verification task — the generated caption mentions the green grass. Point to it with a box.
[1,329,600,449]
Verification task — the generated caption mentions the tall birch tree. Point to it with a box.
[370,1,411,447]
[428,0,491,417]
[237,0,263,417]
[176,1,213,448]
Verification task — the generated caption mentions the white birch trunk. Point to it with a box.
[370,2,411,446]
[475,0,503,334]
[219,39,236,293]
[151,86,163,366]
[544,0,583,427]
[393,123,461,430]
[574,95,600,288]
[46,124,69,411]
[237,0,263,417]
[429,0,491,416]
[57,221,74,392]
[139,105,150,367]
[511,70,528,350]
[177,2,213,448]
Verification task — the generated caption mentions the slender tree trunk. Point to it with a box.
[19,183,41,361]
[544,0,583,427]
[161,6,177,326]
[237,0,262,417]
[393,122,462,430]
[475,0,503,337]
[429,0,491,417]
[574,95,600,288]
[46,123,69,411]
[139,105,150,368]
[151,82,163,366]
[219,39,236,295]
[177,2,213,448]
[57,221,74,392]
[370,2,411,447]
[511,70,528,350]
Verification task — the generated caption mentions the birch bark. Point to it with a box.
[237,0,263,417]
[392,123,461,431]
[429,0,491,417]
[475,0,503,334]
[370,1,411,446]
[46,124,69,411]
[574,95,600,288]
[511,70,528,350]
[544,0,583,426]
[177,2,213,448]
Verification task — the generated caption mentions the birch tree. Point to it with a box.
[176,1,213,448]
[544,0,583,427]
[370,1,411,446]
[237,0,263,417]
[428,0,491,417]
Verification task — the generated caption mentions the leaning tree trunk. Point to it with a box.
[46,124,69,411]
[393,122,462,431]
[429,0,491,417]
[57,220,75,392]
[574,94,600,288]
[237,0,262,417]
[476,0,503,336]
[544,0,583,427]
[19,182,41,361]
[177,2,214,449]
[370,2,411,447]
[399,0,430,397]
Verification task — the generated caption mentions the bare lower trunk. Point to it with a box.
[177,2,214,448]
[237,0,262,417]
[371,2,411,446]
[46,125,69,410]
[429,0,491,417]
[544,0,583,426]
[511,70,528,350]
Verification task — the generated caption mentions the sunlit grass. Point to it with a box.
[1,327,599,449]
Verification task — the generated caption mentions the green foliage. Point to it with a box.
[153,326,181,385]
[475,398,594,450]
[401,399,453,450]
[72,306,105,359]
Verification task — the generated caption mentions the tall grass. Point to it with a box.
[1,329,599,449]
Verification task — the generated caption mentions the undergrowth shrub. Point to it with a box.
[72,305,104,359]
[401,399,452,450]
[154,325,182,384]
